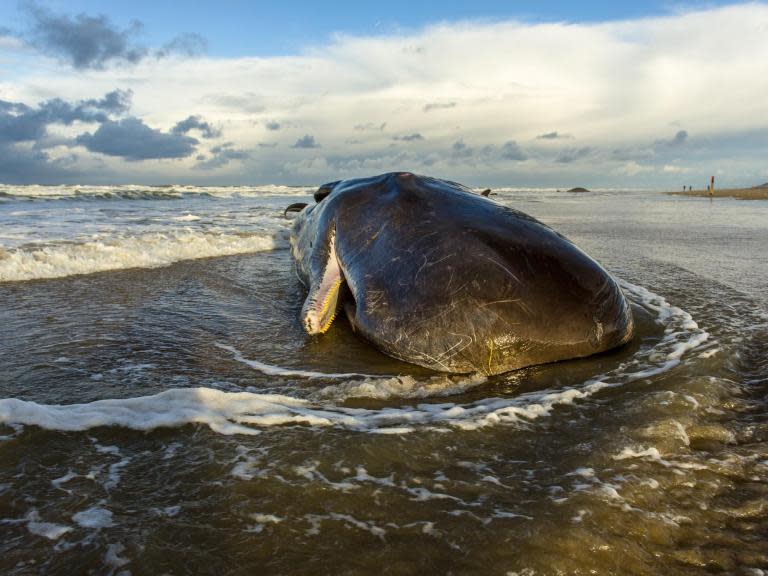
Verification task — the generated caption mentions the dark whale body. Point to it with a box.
[288,172,633,375]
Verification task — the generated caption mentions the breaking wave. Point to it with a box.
[0,229,287,282]
[0,184,317,202]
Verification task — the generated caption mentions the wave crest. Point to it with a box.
[0,230,285,282]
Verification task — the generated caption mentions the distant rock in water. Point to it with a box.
[567,187,590,193]
[752,182,768,189]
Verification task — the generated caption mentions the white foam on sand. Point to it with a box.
[0,230,283,282]
[24,510,72,540]
[0,281,711,436]
[72,506,114,529]
[314,373,489,401]
[104,543,130,569]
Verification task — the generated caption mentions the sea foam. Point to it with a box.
[0,281,711,435]
[0,230,285,282]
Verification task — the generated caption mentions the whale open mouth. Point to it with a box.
[302,232,345,334]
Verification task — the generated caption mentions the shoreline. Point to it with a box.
[667,188,768,200]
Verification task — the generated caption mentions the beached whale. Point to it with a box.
[285,172,634,375]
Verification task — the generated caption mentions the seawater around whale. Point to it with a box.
[285,172,634,375]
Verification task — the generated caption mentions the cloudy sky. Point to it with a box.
[1,1,767,188]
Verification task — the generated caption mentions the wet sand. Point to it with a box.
[668,187,768,200]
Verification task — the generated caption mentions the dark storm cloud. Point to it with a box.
[536,131,571,140]
[500,140,527,161]
[555,146,593,163]
[16,3,206,69]
[172,115,221,139]
[195,142,249,169]
[393,133,424,142]
[424,102,456,112]
[76,117,199,160]
[0,89,132,145]
[265,120,281,131]
[291,135,320,149]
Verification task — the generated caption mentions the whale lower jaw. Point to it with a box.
[301,233,344,335]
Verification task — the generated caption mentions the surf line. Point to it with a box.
[214,342,381,379]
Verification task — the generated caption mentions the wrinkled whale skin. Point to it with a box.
[289,172,634,375]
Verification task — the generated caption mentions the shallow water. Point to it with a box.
[1,186,767,575]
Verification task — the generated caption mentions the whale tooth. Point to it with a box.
[318,311,338,334]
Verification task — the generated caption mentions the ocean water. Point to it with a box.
[1,184,766,575]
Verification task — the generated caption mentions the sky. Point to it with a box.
[1,0,767,188]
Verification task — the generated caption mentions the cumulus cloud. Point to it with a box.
[655,129,689,148]
[0,89,132,145]
[620,161,652,176]
[23,3,147,69]
[451,139,473,158]
[501,140,527,161]
[155,33,207,58]
[76,117,199,160]
[0,88,233,183]
[195,142,249,169]
[14,3,205,70]
[556,147,593,164]
[0,90,132,183]
[5,3,768,186]
[0,147,80,184]
[672,130,688,146]
[662,164,690,173]
[172,115,221,139]
[84,90,133,114]
[291,135,320,149]
[265,120,281,131]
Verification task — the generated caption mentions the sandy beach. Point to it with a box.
[669,187,768,200]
